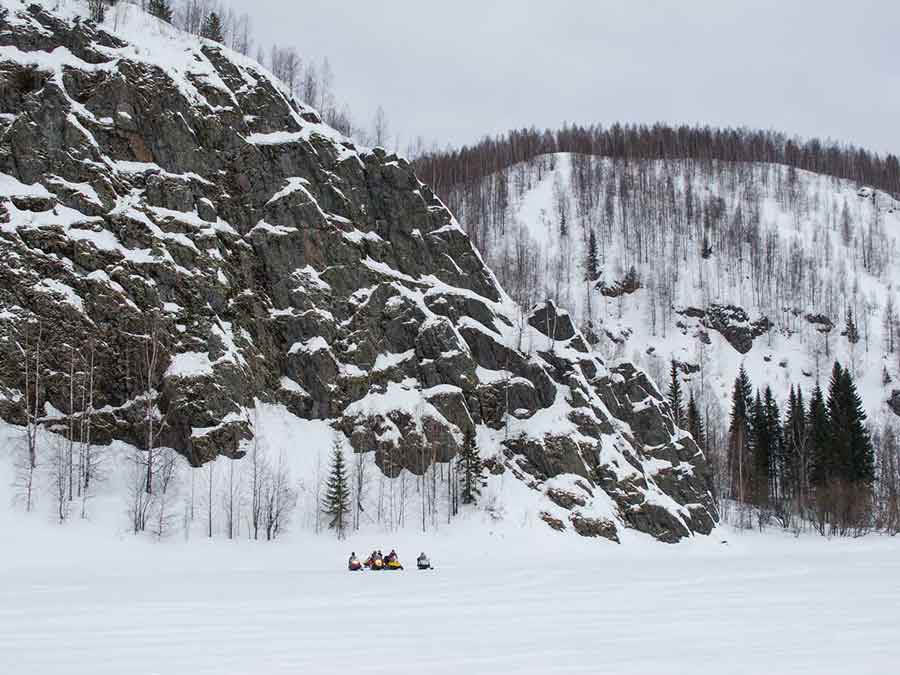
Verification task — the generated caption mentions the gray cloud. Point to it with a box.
[231,0,900,155]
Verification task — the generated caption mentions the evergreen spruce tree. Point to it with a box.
[845,308,860,344]
[825,362,850,482]
[728,365,754,501]
[840,199,852,245]
[201,12,225,43]
[457,428,483,505]
[883,294,896,354]
[750,391,770,505]
[686,391,705,451]
[323,442,350,538]
[816,363,875,530]
[148,0,173,24]
[701,232,713,259]
[808,382,830,487]
[841,367,875,484]
[783,386,807,501]
[668,360,684,428]
[763,386,783,501]
[585,229,599,283]
[583,228,600,346]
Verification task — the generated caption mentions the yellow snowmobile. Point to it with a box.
[383,550,403,570]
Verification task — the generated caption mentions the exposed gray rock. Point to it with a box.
[540,511,567,532]
[528,300,576,341]
[570,513,619,542]
[598,267,641,298]
[546,488,587,510]
[679,304,771,354]
[0,3,716,543]
[622,503,691,544]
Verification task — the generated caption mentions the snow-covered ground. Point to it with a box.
[3,505,899,675]
[4,414,898,674]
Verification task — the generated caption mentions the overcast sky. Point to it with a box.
[231,0,900,155]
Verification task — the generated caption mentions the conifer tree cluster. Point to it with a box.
[148,0,173,25]
[200,11,224,43]
[669,360,878,534]
[721,361,875,534]
[667,360,684,428]
[666,366,711,486]
[685,391,705,452]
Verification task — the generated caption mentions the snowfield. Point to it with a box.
[2,415,897,674]
[2,506,900,674]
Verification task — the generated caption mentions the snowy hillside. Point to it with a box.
[0,0,717,544]
[454,152,900,469]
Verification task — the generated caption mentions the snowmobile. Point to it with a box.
[382,549,403,570]
[416,556,432,570]
[348,558,363,572]
[365,556,384,571]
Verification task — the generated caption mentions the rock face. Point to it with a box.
[678,304,772,354]
[0,3,716,541]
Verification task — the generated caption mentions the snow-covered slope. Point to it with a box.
[0,1,715,543]
[459,152,900,470]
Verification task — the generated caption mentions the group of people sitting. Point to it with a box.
[347,550,431,571]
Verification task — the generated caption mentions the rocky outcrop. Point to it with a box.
[546,487,587,510]
[679,304,771,354]
[570,513,619,543]
[805,313,834,334]
[598,267,641,298]
[0,3,716,541]
[540,512,566,532]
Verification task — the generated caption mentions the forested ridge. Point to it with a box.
[415,124,900,202]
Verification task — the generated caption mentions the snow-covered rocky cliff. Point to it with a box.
[0,1,716,542]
